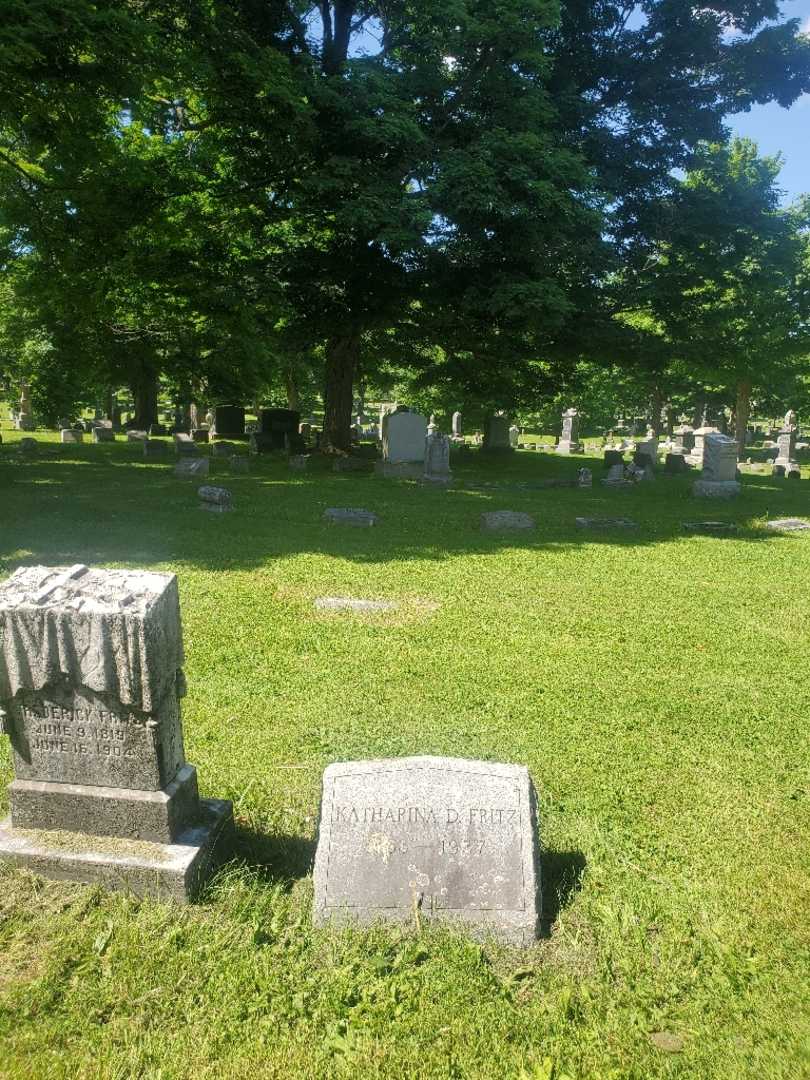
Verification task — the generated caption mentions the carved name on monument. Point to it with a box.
[313,757,541,944]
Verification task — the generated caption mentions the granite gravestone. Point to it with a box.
[259,408,301,451]
[313,756,541,945]
[556,408,583,455]
[483,415,511,451]
[694,433,740,497]
[0,565,232,899]
[212,405,246,439]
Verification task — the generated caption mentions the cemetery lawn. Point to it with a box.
[1,432,810,1080]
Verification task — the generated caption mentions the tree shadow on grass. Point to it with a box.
[540,848,587,938]
[1,443,807,573]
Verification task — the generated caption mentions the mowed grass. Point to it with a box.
[1,429,809,1080]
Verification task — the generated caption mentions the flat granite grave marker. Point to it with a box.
[313,756,541,944]
[481,511,535,532]
[324,508,378,527]
[765,518,810,532]
[0,565,232,900]
[174,457,209,479]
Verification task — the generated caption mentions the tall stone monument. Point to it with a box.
[313,756,541,945]
[773,415,800,478]
[451,411,462,438]
[693,433,740,498]
[15,382,35,431]
[0,565,233,900]
[556,408,583,455]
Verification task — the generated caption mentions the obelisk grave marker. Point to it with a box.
[313,756,541,944]
[0,564,232,900]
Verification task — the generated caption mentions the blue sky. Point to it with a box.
[726,0,810,202]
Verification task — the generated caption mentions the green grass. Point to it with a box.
[1,428,809,1079]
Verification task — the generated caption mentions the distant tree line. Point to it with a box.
[1,0,809,448]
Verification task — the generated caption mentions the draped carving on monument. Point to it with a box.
[0,566,184,711]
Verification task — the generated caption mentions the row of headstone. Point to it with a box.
[0,565,541,943]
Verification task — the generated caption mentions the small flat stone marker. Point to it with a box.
[481,511,535,532]
[0,565,232,900]
[575,516,638,529]
[198,485,232,512]
[324,508,378,527]
[682,521,738,534]
[313,756,541,945]
[765,518,810,532]
[314,597,398,613]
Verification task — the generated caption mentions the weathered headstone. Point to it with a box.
[382,410,427,465]
[93,427,115,444]
[556,408,583,455]
[481,511,535,532]
[18,438,37,455]
[633,436,658,470]
[211,441,236,458]
[60,429,83,444]
[259,408,300,450]
[324,508,378,527]
[174,457,209,479]
[509,425,520,449]
[314,597,398,613]
[198,485,232,512]
[694,433,740,498]
[16,382,35,431]
[127,430,148,443]
[577,467,592,487]
[0,565,232,899]
[313,756,540,945]
[229,455,250,473]
[772,426,800,478]
[143,439,168,459]
[686,426,719,467]
[174,433,198,456]
[483,414,511,451]
[451,411,462,437]
[289,454,309,471]
[423,426,452,485]
[603,449,624,468]
[664,452,689,474]
[212,405,245,439]
[576,516,638,529]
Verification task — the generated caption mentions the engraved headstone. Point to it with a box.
[694,433,740,498]
[313,757,541,945]
[198,485,232,512]
[174,433,198,456]
[0,565,232,899]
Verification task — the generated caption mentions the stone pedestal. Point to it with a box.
[0,565,232,900]
[556,408,583,454]
[772,429,800,478]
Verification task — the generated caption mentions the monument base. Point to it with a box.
[693,480,741,498]
[9,764,201,844]
[772,460,801,478]
[556,441,583,455]
[374,461,423,478]
[0,798,233,902]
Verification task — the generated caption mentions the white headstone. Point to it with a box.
[382,411,427,463]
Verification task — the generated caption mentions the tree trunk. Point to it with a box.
[323,332,360,451]
[665,406,675,437]
[735,378,751,458]
[649,386,664,436]
[129,365,159,429]
[285,368,300,412]
[691,395,705,429]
